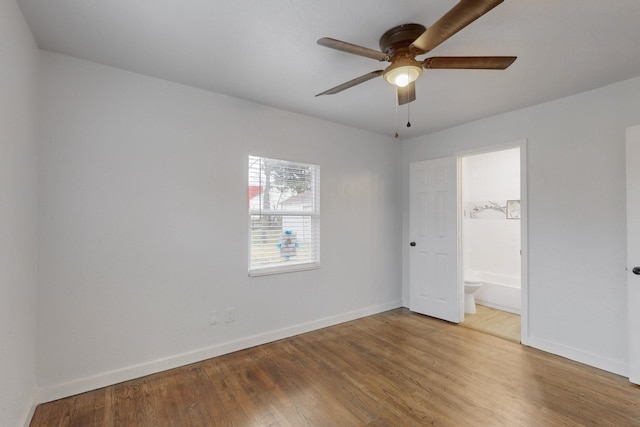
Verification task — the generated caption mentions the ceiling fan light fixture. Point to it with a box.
[384,59,422,88]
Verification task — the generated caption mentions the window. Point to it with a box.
[248,155,320,276]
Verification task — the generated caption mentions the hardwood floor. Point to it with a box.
[31,308,640,426]
[461,304,521,343]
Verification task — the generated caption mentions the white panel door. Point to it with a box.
[409,158,459,323]
[626,125,640,385]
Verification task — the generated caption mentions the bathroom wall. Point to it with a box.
[461,148,521,313]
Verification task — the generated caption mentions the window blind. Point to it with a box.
[248,155,320,276]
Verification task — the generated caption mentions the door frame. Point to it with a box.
[626,125,640,384]
[455,139,529,344]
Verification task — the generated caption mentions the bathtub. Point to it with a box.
[466,271,521,314]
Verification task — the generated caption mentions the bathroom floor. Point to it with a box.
[461,304,520,343]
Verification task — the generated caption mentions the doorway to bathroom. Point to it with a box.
[459,145,524,343]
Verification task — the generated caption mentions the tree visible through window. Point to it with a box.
[248,155,320,276]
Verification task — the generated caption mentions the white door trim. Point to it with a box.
[626,125,640,384]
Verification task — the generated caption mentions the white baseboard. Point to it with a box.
[475,300,521,315]
[523,336,629,378]
[35,300,402,405]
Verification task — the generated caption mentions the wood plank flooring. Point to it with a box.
[31,308,640,426]
[461,304,521,343]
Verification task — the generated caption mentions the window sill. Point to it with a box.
[248,262,320,277]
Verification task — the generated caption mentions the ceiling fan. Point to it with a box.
[315,0,516,105]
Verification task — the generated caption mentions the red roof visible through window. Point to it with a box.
[248,186,262,207]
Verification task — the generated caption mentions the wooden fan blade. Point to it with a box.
[397,82,416,106]
[423,56,516,69]
[411,0,504,53]
[315,70,384,96]
[317,37,389,61]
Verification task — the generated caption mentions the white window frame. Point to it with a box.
[248,155,320,277]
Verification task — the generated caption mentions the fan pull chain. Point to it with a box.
[406,102,411,128]
[394,97,399,138]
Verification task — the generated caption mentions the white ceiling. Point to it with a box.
[17,0,640,139]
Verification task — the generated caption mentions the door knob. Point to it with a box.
[410,242,416,247]
[633,267,640,275]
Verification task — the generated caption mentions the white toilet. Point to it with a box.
[464,280,483,314]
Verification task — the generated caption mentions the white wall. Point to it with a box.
[37,51,402,400]
[402,76,640,375]
[0,0,39,425]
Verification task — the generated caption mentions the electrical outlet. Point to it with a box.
[209,311,218,325]
[225,307,235,323]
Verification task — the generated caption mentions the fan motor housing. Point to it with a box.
[379,23,426,57]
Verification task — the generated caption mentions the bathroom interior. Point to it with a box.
[461,147,522,342]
